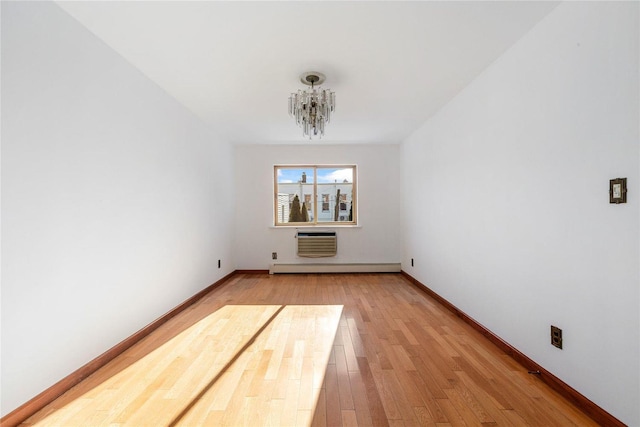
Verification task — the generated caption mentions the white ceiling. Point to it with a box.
[56,1,559,145]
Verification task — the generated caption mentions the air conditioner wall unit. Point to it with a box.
[296,231,337,257]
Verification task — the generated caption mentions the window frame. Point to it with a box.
[274,164,357,227]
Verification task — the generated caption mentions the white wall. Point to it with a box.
[234,144,401,269]
[401,2,639,425]
[1,2,234,416]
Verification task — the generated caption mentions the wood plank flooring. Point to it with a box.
[22,273,598,426]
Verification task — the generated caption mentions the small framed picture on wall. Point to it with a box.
[609,178,627,204]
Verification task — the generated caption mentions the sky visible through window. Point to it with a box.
[277,168,352,184]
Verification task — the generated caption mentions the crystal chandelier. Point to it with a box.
[288,72,336,139]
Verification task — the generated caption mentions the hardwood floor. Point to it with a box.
[22,273,598,426]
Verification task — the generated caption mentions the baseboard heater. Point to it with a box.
[269,263,401,274]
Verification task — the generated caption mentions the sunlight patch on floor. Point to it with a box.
[31,304,343,426]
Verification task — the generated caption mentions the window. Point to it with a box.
[274,165,357,226]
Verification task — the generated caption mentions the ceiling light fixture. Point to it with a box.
[288,72,335,139]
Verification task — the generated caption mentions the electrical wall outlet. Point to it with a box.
[272,252,277,260]
[218,259,221,269]
[551,325,562,349]
[411,258,414,267]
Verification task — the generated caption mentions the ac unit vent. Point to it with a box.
[297,231,337,257]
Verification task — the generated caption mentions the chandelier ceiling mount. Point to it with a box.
[300,71,325,86]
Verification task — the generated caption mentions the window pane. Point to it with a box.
[275,168,314,224]
[316,167,354,223]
